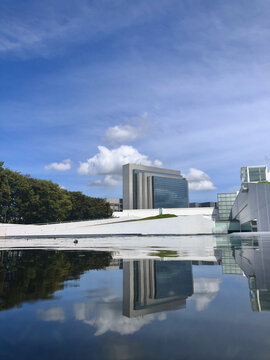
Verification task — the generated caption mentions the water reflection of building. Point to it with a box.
[215,245,243,275]
[234,238,270,312]
[123,260,193,317]
[105,259,123,270]
[217,237,270,312]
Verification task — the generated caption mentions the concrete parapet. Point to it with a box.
[0,213,215,237]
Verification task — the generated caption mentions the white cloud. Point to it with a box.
[184,168,216,191]
[44,159,72,171]
[37,307,65,322]
[89,175,122,187]
[105,125,142,144]
[78,145,162,179]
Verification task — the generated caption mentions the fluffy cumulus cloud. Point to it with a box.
[89,175,122,187]
[105,125,142,145]
[78,145,162,185]
[44,159,72,171]
[184,168,216,191]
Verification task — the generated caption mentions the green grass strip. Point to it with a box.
[134,214,177,221]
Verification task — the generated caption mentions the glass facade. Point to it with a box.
[153,176,188,208]
[131,168,188,209]
[133,170,138,209]
[217,193,237,221]
[249,167,266,182]
[133,169,171,209]
[241,166,267,184]
[240,167,248,184]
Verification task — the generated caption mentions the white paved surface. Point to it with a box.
[0,215,215,237]
[114,207,214,218]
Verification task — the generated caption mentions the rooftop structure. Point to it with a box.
[123,163,188,210]
[241,165,270,189]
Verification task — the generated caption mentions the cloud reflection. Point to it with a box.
[37,307,65,322]
[192,278,222,311]
[74,301,166,336]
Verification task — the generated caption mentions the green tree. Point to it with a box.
[23,179,72,224]
[3,168,33,223]
[67,191,112,221]
[0,162,11,223]
[0,162,112,224]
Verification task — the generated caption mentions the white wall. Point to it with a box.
[114,207,214,219]
[0,214,215,237]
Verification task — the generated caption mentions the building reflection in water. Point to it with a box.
[1,236,270,317]
[217,237,270,312]
[123,260,194,317]
[234,238,270,312]
[123,237,270,317]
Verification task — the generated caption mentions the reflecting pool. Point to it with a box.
[1,235,270,359]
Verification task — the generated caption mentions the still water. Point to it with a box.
[1,235,270,360]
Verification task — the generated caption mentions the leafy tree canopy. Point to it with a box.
[0,162,112,224]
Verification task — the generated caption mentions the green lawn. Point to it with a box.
[134,214,177,221]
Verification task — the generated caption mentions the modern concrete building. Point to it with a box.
[232,183,270,231]
[123,163,188,210]
[104,198,123,212]
[228,164,270,231]
[212,165,270,232]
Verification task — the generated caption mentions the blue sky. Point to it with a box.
[1,0,270,202]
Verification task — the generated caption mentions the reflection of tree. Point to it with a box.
[0,250,112,311]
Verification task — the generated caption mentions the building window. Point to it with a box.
[153,176,188,208]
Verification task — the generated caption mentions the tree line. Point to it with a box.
[0,250,112,311]
[0,162,112,224]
